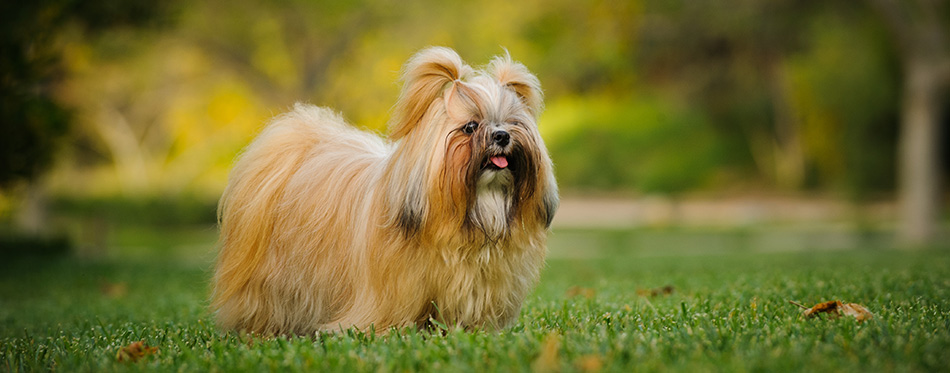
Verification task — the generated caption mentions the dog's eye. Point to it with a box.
[462,121,478,135]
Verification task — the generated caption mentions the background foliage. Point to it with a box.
[1,0,933,202]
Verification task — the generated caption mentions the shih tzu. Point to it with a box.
[212,47,558,335]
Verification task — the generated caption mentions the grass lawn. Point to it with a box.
[1,227,949,371]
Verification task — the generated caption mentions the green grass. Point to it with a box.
[1,228,949,372]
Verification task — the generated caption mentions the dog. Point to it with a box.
[212,47,558,335]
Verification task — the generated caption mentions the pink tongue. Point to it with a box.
[490,156,508,169]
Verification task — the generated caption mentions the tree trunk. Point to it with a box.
[15,183,48,235]
[898,58,945,246]
[867,0,949,246]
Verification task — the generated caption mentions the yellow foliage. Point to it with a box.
[251,16,299,89]
[207,82,255,129]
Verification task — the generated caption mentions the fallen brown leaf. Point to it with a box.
[532,332,561,373]
[116,341,158,362]
[789,300,873,322]
[100,282,128,299]
[575,354,603,372]
[838,302,874,322]
[566,286,596,299]
[636,285,675,298]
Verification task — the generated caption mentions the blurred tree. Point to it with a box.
[523,0,640,95]
[0,0,178,233]
[634,0,907,199]
[53,0,381,196]
[0,0,178,189]
[783,9,899,197]
[636,0,823,190]
[869,0,949,245]
[1,2,70,189]
[184,0,376,105]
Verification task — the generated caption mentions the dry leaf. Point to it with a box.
[575,354,603,372]
[566,286,596,299]
[789,300,873,322]
[116,341,159,362]
[636,285,675,298]
[532,332,561,373]
[838,302,873,322]
[100,282,128,299]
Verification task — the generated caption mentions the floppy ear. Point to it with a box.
[541,173,559,228]
[388,47,473,139]
[488,51,544,118]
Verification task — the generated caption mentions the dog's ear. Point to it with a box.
[488,51,544,118]
[396,182,426,235]
[389,47,472,140]
[541,174,559,228]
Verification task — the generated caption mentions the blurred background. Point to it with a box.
[1,0,948,262]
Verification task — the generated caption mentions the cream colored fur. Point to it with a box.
[212,47,558,335]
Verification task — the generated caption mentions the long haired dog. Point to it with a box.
[212,47,558,335]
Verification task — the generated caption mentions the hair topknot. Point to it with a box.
[388,47,474,139]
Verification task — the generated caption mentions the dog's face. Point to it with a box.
[387,48,556,241]
[445,73,548,238]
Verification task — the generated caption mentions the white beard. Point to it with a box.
[472,168,513,239]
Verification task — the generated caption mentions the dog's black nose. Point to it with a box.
[493,130,510,147]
